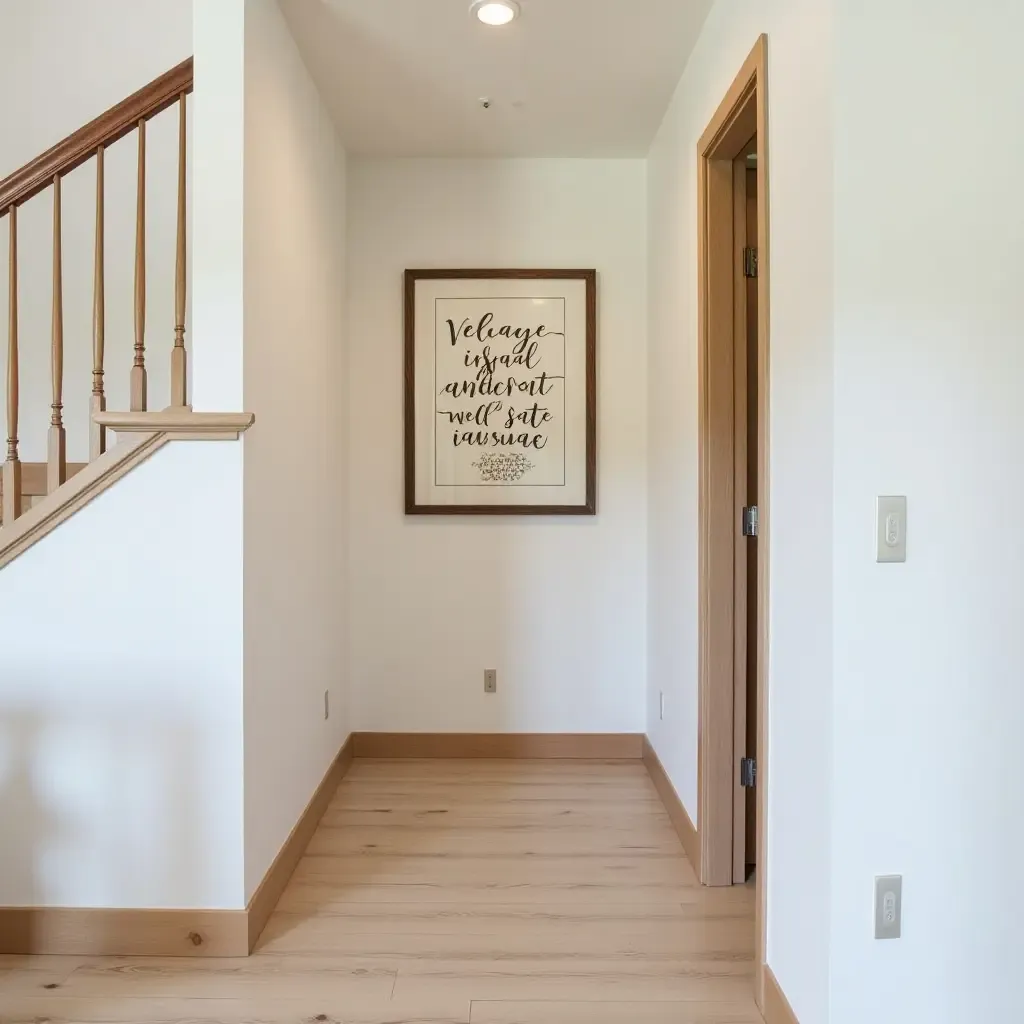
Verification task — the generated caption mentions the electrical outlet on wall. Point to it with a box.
[874,875,902,939]
[324,690,330,720]
[484,669,497,694]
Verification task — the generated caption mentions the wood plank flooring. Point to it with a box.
[0,759,762,1023]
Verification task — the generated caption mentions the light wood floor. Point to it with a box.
[0,759,762,1023]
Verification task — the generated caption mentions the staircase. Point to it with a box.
[0,60,252,568]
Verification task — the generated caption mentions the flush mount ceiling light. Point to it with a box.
[471,0,520,26]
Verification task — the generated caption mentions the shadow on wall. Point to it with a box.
[0,687,205,949]
[0,708,51,940]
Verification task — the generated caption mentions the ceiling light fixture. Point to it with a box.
[471,0,520,26]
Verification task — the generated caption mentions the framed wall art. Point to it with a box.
[404,269,597,515]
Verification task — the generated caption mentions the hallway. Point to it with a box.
[0,760,761,1023]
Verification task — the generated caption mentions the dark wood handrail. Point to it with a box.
[0,58,193,214]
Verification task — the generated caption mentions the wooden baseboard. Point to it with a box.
[764,966,800,1024]
[642,736,701,875]
[352,732,644,760]
[246,733,354,950]
[0,733,353,957]
[0,907,247,957]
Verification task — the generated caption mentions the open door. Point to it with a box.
[732,141,759,884]
[695,33,770,1011]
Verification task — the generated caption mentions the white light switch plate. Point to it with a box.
[876,496,907,563]
[875,874,902,939]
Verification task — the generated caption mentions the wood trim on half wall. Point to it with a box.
[246,733,355,951]
[353,733,643,759]
[764,967,801,1024]
[0,734,355,957]
[0,908,247,958]
[0,413,254,572]
[642,737,700,875]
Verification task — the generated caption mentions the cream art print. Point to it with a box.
[405,270,596,514]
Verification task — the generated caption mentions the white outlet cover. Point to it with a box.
[876,496,907,563]
[874,874,902,939]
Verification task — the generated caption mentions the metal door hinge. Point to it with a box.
[740,757,757,788]
[742,506,759,537]
[743,247,758,278]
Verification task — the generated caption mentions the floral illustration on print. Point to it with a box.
[472,452,536,483]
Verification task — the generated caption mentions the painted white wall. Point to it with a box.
[241,0,350,903]
[347,158,647,734]
[0,442,244,909]
[0,0,193,461]
[829,3,1024,1021]
[0,0,257,911]
[0,0,190,171]
[191,0,245,413]
[646,2,834,1021]
[0,0,352,912]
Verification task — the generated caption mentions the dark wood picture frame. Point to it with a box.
[404,269,597,516]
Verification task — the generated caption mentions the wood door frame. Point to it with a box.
[696,33,770,1008]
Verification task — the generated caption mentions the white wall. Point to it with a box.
[241,0,350,902]
[0,0,193,462]
[347,159,647,734]
[0,442,244,909]
[191,0,245,413]
[0,0,248,913]
[829,3,1024,1021]
[646,2,834,1021]
[0,0,353,913]
[0,0,190,172]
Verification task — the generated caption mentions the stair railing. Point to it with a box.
[0,58,193,526]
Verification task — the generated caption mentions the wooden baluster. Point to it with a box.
[131,118,147,412]
[170,92,187,407]
[48,175,66,493]
[91,145,106,459]
[2,206,21,524]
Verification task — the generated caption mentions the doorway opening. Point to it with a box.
[695,34,770,1008]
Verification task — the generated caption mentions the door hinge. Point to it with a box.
[743,247,758,278]
[740,757,757,788]
[742,505,759,537]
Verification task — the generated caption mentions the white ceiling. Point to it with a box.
[278,0,713,158]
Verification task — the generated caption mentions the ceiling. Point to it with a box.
[278,0,713,158]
